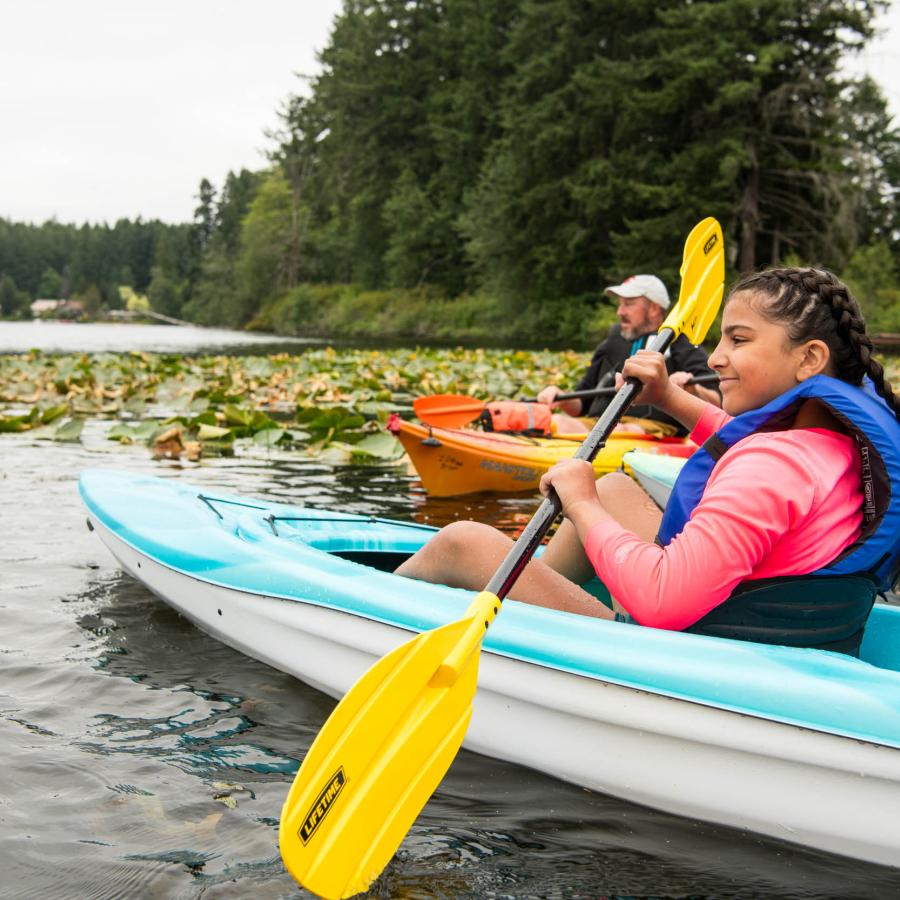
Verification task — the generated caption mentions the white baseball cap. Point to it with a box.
[604,274,670,310]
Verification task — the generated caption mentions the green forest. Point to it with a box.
[2,0,899,344]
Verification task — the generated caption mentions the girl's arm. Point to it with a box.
[581,438,821,629]
[540,434,828,630]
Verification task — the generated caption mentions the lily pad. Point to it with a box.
[40,404,69,425]
[252,427,286,447]
[223,404,253,427]
[53,418,85,442]
[349,432,404,460]
[197,423,234,441]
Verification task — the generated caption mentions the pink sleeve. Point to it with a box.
[582,437,817,630]
[689,404,732,446]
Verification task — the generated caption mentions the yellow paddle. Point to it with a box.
[279,217,725,899]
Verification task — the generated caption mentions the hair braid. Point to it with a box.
[729,267,899,424]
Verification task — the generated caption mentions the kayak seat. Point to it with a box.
[686,574,877,656]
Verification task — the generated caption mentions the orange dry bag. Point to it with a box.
[478,401,553,436]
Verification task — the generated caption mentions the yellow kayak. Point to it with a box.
[387,415,695,496]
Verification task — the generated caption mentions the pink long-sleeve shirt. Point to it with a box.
[584,405,863,630]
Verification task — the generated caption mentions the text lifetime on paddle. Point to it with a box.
[299,767,347,844]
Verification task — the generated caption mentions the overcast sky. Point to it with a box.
[1,1,343,225]
[2,0,898,227]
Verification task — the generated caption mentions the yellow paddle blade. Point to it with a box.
[279,592,497,899]
[660,217,725,345]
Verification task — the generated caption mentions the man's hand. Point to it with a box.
[670,371,721,407]
[537,384,583,418]
[536,385,562,406]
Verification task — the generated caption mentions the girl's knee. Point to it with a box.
[595,471,634,502]
[432,520,502,553]
[595,471,661,541]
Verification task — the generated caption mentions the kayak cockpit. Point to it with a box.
[331,549,415,572]
[258,509,435,570]
[231,495,900,673]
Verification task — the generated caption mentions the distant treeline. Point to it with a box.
[2,0,899,343]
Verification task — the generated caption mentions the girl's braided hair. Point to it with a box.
[730,267,899,424]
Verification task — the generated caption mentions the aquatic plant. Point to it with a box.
[0,347,590,461]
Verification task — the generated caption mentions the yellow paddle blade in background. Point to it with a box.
[279,592,495,899]
[661,217,725,345]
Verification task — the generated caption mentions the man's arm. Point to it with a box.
[538,339,610,417]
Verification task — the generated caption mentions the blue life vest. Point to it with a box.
[657,375,900,654]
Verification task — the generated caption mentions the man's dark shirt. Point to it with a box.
[574,324,716,433]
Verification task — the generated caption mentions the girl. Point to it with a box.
[396,268,900,655]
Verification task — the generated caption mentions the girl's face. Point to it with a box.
[708,290,824,415]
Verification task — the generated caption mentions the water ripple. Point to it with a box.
[1,417,899,898]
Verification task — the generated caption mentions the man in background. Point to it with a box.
[537,274,720,434]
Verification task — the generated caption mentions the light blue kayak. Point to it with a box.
[79,468,900,866]
[623,450,685,507]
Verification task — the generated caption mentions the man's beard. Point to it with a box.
[619,320,653,340]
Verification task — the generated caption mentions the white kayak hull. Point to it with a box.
[91,514,900,868]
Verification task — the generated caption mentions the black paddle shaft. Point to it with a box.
[551,371,718,403]
[484,328,677,602]
[524,371,718,404]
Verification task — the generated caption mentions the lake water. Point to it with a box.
[1,322,898,898]
[0,320,319,355]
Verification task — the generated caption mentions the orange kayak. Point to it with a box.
[387,414,695,496]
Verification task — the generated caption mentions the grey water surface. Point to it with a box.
[1,323,898,899]
[0,320,319,356]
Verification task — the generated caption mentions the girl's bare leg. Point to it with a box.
[539,472,662,583]
[394,521,613,619]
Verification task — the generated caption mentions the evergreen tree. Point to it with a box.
[462,0,652,300]
[193,178,218,253]
[148,266,182,318]
[182,178,219,305]
[217,169,262,254]
[839,76,900,252]
[1,0,896,333]
[290,0,445,287]
[74,284,104,317]
[0,274,29,318]
[607,0,885,274]
[37,266,64,298]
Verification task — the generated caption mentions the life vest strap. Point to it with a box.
[700,433,728,461]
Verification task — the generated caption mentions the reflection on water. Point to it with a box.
[2,395,900,897]
[70,573,900,900]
